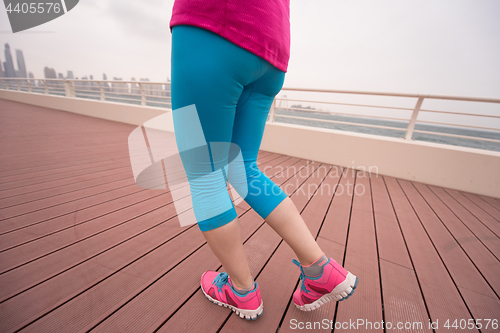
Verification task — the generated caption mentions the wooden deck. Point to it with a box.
[0,98,499,333]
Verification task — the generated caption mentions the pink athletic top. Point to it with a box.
[170,0,290,72]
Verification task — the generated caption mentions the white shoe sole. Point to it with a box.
[295,272,359,311]
[201,284,264,320]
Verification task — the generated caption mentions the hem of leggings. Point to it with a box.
[197,209,238,232]
[260,191,288,219]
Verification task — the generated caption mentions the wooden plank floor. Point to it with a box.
[1,98,499,333]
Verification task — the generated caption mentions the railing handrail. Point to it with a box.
[1,77,171,86]
[4,77,500,102]
[1,77,499,149]
[281,86,500,104]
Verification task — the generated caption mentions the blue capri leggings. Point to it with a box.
[171,25,288,232]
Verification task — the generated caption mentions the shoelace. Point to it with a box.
[292,259,312,294]
[212,272,229,292]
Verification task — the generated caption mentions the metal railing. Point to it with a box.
[269,87,500,151]
[2,78,500,152]
[0,78,171,108]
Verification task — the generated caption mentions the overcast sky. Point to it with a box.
[1,0,499,100]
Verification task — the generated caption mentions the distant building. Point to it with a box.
[0,59,4,77]
[140,78,152,96]
[3,43,16,78]
[148,79,164,97]
[139,78,165,97]
[75,75,90,91]
[112,77,128,94]
[130,77,140,95]
[15,49,27,78]
[67,70,74,79]
[28,72,35,86]
[102,73,110,91]
[43,66,57,89]
[89,75,99,91]
[44,66,57,79]
[164,77,171,97]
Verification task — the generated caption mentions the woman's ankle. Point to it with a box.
[230,276,255,291]
[301,253,328,277]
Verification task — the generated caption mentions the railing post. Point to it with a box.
[405,96,425,140]
[269,97,276,122]
[64,80,71,97]
[64,80,76,97]
[138,83,146,106]
[16,80,21,91]
[97,81,105,100]
[26,79,32,93]
[42,80,49,94]
[4,79,9,90]
[71,80,76,97]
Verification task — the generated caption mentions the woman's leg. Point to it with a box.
[229,68,323,267]
[201,219,254,289]
[171,25,264,290]
[265,197,323,265]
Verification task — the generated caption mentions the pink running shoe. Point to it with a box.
[201,271,264,320]
[292,258,358,311]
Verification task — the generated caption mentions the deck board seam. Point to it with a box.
[90,236,209,333]
[395,178,479,326]
[0,154,132,178]
[411,182,500,300]
[10,220,200,332]
[0,204,192,304]
[465,192,500,220]
[0,192,186,276]
[378,258,415,271]
[431,187,500,260]
[332,169,356,333]
[0,186,186,252]
[370,174,387,333]
[316,235,345,248]
[0,185,149,237]
[0,155,131,177]
[0,161,134,191]
[450,190,500,230]
[456,285,500,301]
[382,175,435,331]
[0,174,139,217]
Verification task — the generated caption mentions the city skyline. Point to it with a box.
[0,42,167,84]
[0,42,171,98]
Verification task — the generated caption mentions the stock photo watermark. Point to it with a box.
[128,104,251,229]
[4,0,79,33]
[128,105,380,229]
[290,318,498,330]
[260,163,378,197]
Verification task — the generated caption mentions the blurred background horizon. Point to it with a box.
[1,0,499,98]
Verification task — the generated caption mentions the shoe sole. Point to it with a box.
[201,282,264,320]
[295,272,359,311]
